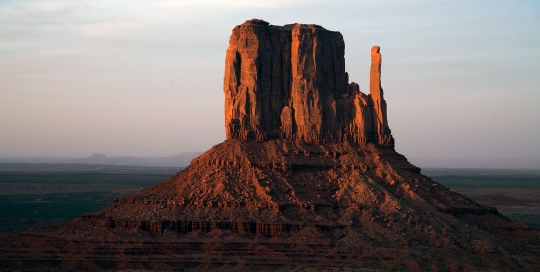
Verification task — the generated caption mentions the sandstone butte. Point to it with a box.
[1,19,539,272]
[224,20,391,146]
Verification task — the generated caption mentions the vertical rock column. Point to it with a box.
[289,24,323,143]
[289,24,347,143]
[224,19,289,140]
[369,46,393,146]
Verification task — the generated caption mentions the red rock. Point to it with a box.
[224,19,393,147]
[370,45,393,146]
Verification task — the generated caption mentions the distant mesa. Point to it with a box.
[0,153,203,167]
[88,153,107,159]
[1,19,538,272]
[72,152,203,167]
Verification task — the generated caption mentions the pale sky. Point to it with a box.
[1,0,539,167]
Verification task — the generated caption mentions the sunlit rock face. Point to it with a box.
[224,19,393,146]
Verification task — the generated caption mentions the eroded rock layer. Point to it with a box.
[224,19,393,146]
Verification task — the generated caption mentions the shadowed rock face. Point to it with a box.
[224,19,393,146]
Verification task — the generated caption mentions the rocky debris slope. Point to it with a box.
[1,19,539,272]
[90,139,497,235]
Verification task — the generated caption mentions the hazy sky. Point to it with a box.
[1,0,539,166]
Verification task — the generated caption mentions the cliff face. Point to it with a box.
[224,19,393,146]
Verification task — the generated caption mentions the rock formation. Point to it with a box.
[224,19,393,146]
[369,46,392,146]
[1,19,539,272]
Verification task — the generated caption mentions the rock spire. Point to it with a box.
[369,46,392,145]
[224,19,394,146]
